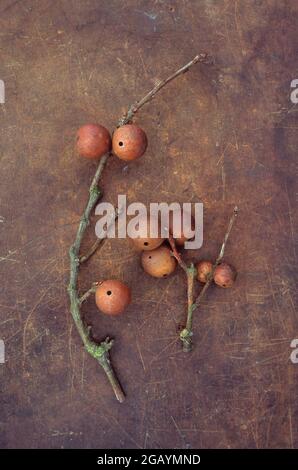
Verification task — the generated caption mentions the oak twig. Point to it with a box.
[68,55,207,401]
[178,207,238,352]
[79,238,106,264]
[79,208,120,264]
[79,282,98,305]
[168,236,197,352]
[168,234,188,273]
[118,54,211,126]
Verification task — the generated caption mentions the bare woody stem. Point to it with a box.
[68,55,207,402]
[79,238,106,264]
[79,283,98,305]
[179,206,238,352]
[68,153,126,402]
[168,234,188,273]
[168,236,197,352]
[183,263,196,352]
[118,54,211,126]
[79,208,120,264]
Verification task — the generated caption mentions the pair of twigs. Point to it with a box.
[68,54,211,402]
[168,207,238,352]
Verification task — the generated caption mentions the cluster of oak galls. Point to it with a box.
[76,123,236,317]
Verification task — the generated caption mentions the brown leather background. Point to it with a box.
[0,0,297,449]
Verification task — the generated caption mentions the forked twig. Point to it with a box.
[179,207,238,352]
[68,55,209,401]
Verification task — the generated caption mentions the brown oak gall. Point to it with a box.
[77,124,111,159]
[130,214,164,251]
[95,280,131,316]
[196,260,213,283]
[132,237,164,251]
[112,124,148,161]
[214,262,236,288]
[141,245,176,278]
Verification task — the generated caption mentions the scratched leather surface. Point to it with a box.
[0,0,297,449]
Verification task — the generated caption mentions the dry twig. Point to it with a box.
[68,55,209,401]
[170,207,238,352]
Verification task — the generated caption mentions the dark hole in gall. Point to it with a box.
[163,274,167,277]
[148,256,152,259]
[144,242,149,246]
[119,141,124,147]
[107,290,112,296]
[222,284,226,288]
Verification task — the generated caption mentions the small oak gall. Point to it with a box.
[197,260,213,283]
[130,214,164,251]
[112,124,148,161]
[95,280,131,316]
[77,124,111,159]
[214,262,236,288]
[141,245,176,278]
[132,237,164,251]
